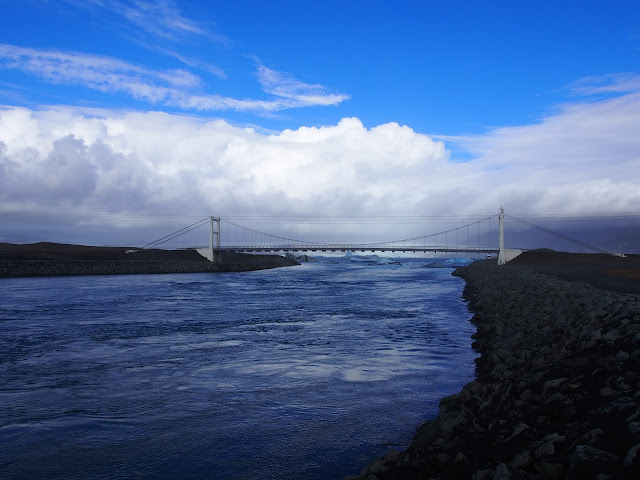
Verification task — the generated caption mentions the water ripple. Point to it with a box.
[0,258,476,479]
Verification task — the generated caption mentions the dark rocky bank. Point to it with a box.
[0,242,299,277]
[351,258,640,479]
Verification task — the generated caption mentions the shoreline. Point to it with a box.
[0,242,299,277]
[352,256,640,479]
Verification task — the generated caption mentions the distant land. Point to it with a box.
[506,249,640,295]
[0,242,299,278]
[1,243,639,293]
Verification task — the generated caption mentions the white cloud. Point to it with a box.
[64,0,228,45]
[567,73,640,96]
[0,44,200,98]
[441,86,640,214]
[161,49,228,79]
[0,45,349,113]
[61,0,229,79]
[0,108,456,242]
[257,65,351,108]
[61,0,230,81]
[119,0,210,39]
[1,78,639,246]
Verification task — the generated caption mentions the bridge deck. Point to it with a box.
[211,246,500,254]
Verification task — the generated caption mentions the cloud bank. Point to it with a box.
[0,110,451,220]
[444,84,640,215]
[1,78,639,246]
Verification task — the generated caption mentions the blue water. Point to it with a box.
[0,256,476,479]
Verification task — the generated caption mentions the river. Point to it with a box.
[0,255,477,479]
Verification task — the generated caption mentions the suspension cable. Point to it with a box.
[505,214,617,255]
[142,217,209,249]
[221,219,319,246]
[369,215,497,246]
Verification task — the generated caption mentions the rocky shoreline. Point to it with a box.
[352,259,640,479]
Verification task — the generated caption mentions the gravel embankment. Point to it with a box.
[352,260,640,479]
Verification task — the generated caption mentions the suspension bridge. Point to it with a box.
[142,208,622,265]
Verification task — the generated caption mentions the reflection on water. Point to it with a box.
[0,256,476,479]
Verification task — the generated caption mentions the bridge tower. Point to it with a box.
[498,207,506,265]
[208,216,221,264]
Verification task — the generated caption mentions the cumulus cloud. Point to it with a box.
[1,80,639,247]
[0,108,457,243]
[0,110,448,213]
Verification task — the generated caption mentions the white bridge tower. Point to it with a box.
[208,216,221,264]
[498,207,506,265]
[497,207,523,264]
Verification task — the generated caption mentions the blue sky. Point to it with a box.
[2,0,638,134]
[1,0,639,249]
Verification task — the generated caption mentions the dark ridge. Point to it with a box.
[508,250,640,295]
[0,242,299,277]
